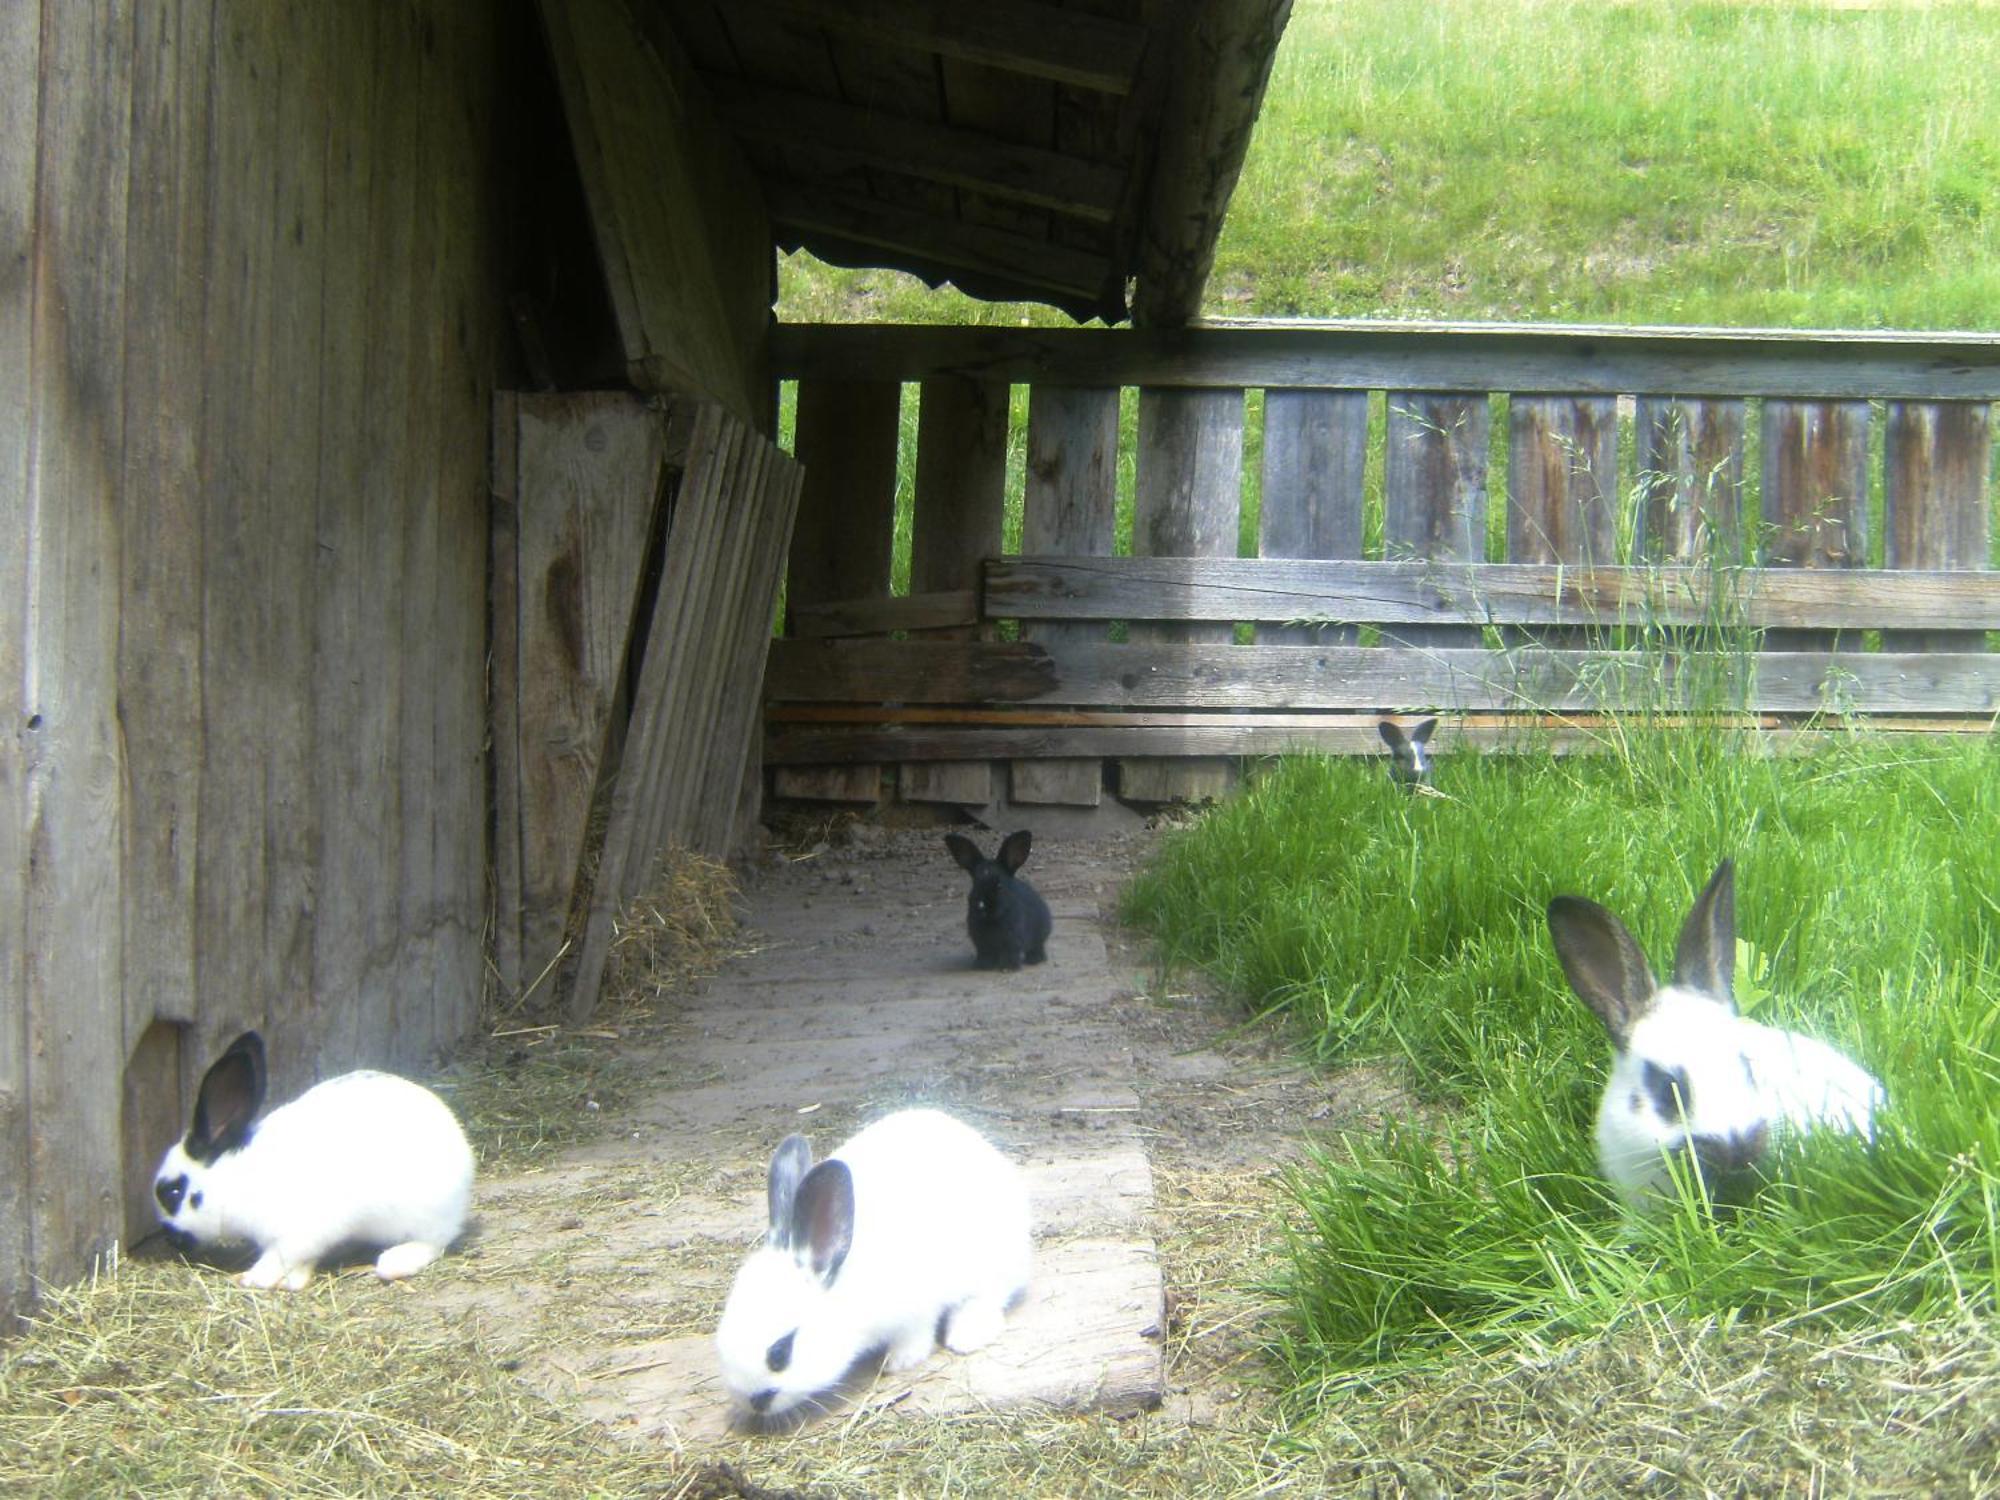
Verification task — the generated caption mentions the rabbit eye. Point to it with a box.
[765,1330,795,1372]
[1642,1061,1692,1123]
[154,1174,188,1215]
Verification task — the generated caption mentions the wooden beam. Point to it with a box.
[764,638,2000,716]
[750,0,1147,95]
[711,85,1122,223]
[769,322,2000,401]
[791,588,980,638]
[764,182,1113,304]
[984,556,2000,632]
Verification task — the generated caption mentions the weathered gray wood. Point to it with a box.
[1507,395,1619,566]
[985,557,2000,631]
[778,378,900,804]
[25,0,133,1286]
[1122,388,1243,801]
[489,393,525,999]
[535,0,772,424]
[1131,0,1295,326]
[1883,401,1992,652]
[1761,398,1871,651]
[118,0,211,1059]
[511,395,666,1021]
[792,589,981,638]
[1383,392,1489,648]
[766,640,2000,717]
[1014,386,1120,805]
[1258,389,1366,643]
[771,322,2000,401]
[904,375,1009,804]
[0,0,39,1329]
[1637,397,1746,563]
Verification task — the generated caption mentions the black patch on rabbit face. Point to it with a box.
[1641,1060,1691,1124]
[155,1173,189,1216]
[766,1330,796,1373]
[748,1387,778,1414]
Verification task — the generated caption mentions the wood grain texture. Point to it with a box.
[1637,397,1746,563]
[1383,392,1489,649]
[771,322,2000,400]
[1506,395,1619,566]
[1258,389,1366,643]
[489,392,525,1000]
[0,0,39,1330]
[1883,401,1992,652]
[1761,398,1871,651]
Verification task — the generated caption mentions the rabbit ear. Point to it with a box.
[1412,717,1439,745]
[790,1158,855,1286]
[1377,719,1409,750]
[767,1133,813,1245]
[1547,896,1658,1048]
[944,833,983,873]
[998,830,1033,874]
[188,1031,266,1164]
[1672,860,1736,1008]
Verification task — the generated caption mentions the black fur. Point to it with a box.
[186,1031,267,1165]
[944,831,1053,971]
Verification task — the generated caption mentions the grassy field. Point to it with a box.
[783,0,2000,330]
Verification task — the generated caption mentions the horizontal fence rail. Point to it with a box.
[765,321,2000,805]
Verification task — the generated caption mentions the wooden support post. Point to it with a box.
[1883,400,1992,653]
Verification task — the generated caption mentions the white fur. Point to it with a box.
[715,1108,1032,1424]
[1596,986,1885,1202]
[154,1069,474,1289]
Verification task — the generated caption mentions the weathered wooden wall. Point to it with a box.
[0,0,510,1324]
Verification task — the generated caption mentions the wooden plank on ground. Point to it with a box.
[1882,400,1991,653]
[777,377,900,803]
[25,0,133,1290]
[765,639,2000,715]
[1258,389,1366,644]
[984,556,2000,631]
[1760,398,1870,652]
[512,394,669,999]
[904,374,1010,804]
[1637,397,1746,563]
[1120,388,1241,802]
[0,0,38,1329]
[1383,392,1489,650]
[1014,385,1120,806]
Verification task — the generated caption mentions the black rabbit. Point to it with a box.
[944,831,1052,971]
[1378,716,1438,790]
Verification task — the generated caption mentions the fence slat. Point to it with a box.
[1014,385,1119,806]
[1883,400,1992,652]
[1637,397,1746,563]
[1120,389,1242,801]
[1384,392,1489,650]
[902,374,1008,805]
[1258,390,1366,644]
[776,378,901,803]
[1760,398,1871,651]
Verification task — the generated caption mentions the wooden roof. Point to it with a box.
[649,0,1294,325]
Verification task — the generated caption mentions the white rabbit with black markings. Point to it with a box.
[1546,859,1884,1207]
[152,1030,475,1290]
[714,1108,1032,1428]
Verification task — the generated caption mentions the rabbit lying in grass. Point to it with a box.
[1378,716,1438,790]
[714,1108,1032,1428]
[153,1030,475,1289]
[1546,859,1884,1207]
[945,830,1052,970]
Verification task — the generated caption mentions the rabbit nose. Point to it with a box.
[1692,1122,1770,1180]
[749,1388,777,1414]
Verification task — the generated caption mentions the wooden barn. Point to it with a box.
[7,0,1999,1332]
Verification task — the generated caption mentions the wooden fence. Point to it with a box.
[764,323,2000,806]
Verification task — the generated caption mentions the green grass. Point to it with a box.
[783,0,2000,330]
[1122,730,2000,1397]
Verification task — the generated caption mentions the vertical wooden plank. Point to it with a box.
[1507,395,1620,566]
[311,0,380,1076]
[512,395,667,997]
[196,3,279,1089]
[1760,398,1871,652]
[1013,385,1119,806]
[25,0,135,1285]
[1883,400,1992,652]
[0,0,41,1326]
[1637,397,1746,563]
[1119,388,1242,803]
[264,1,327,1087]
[902,375,1008,805]
[774,378,899,803]
[1382,392,1489,649]
[488,392,525,1000]
[1258,389,1367,642]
